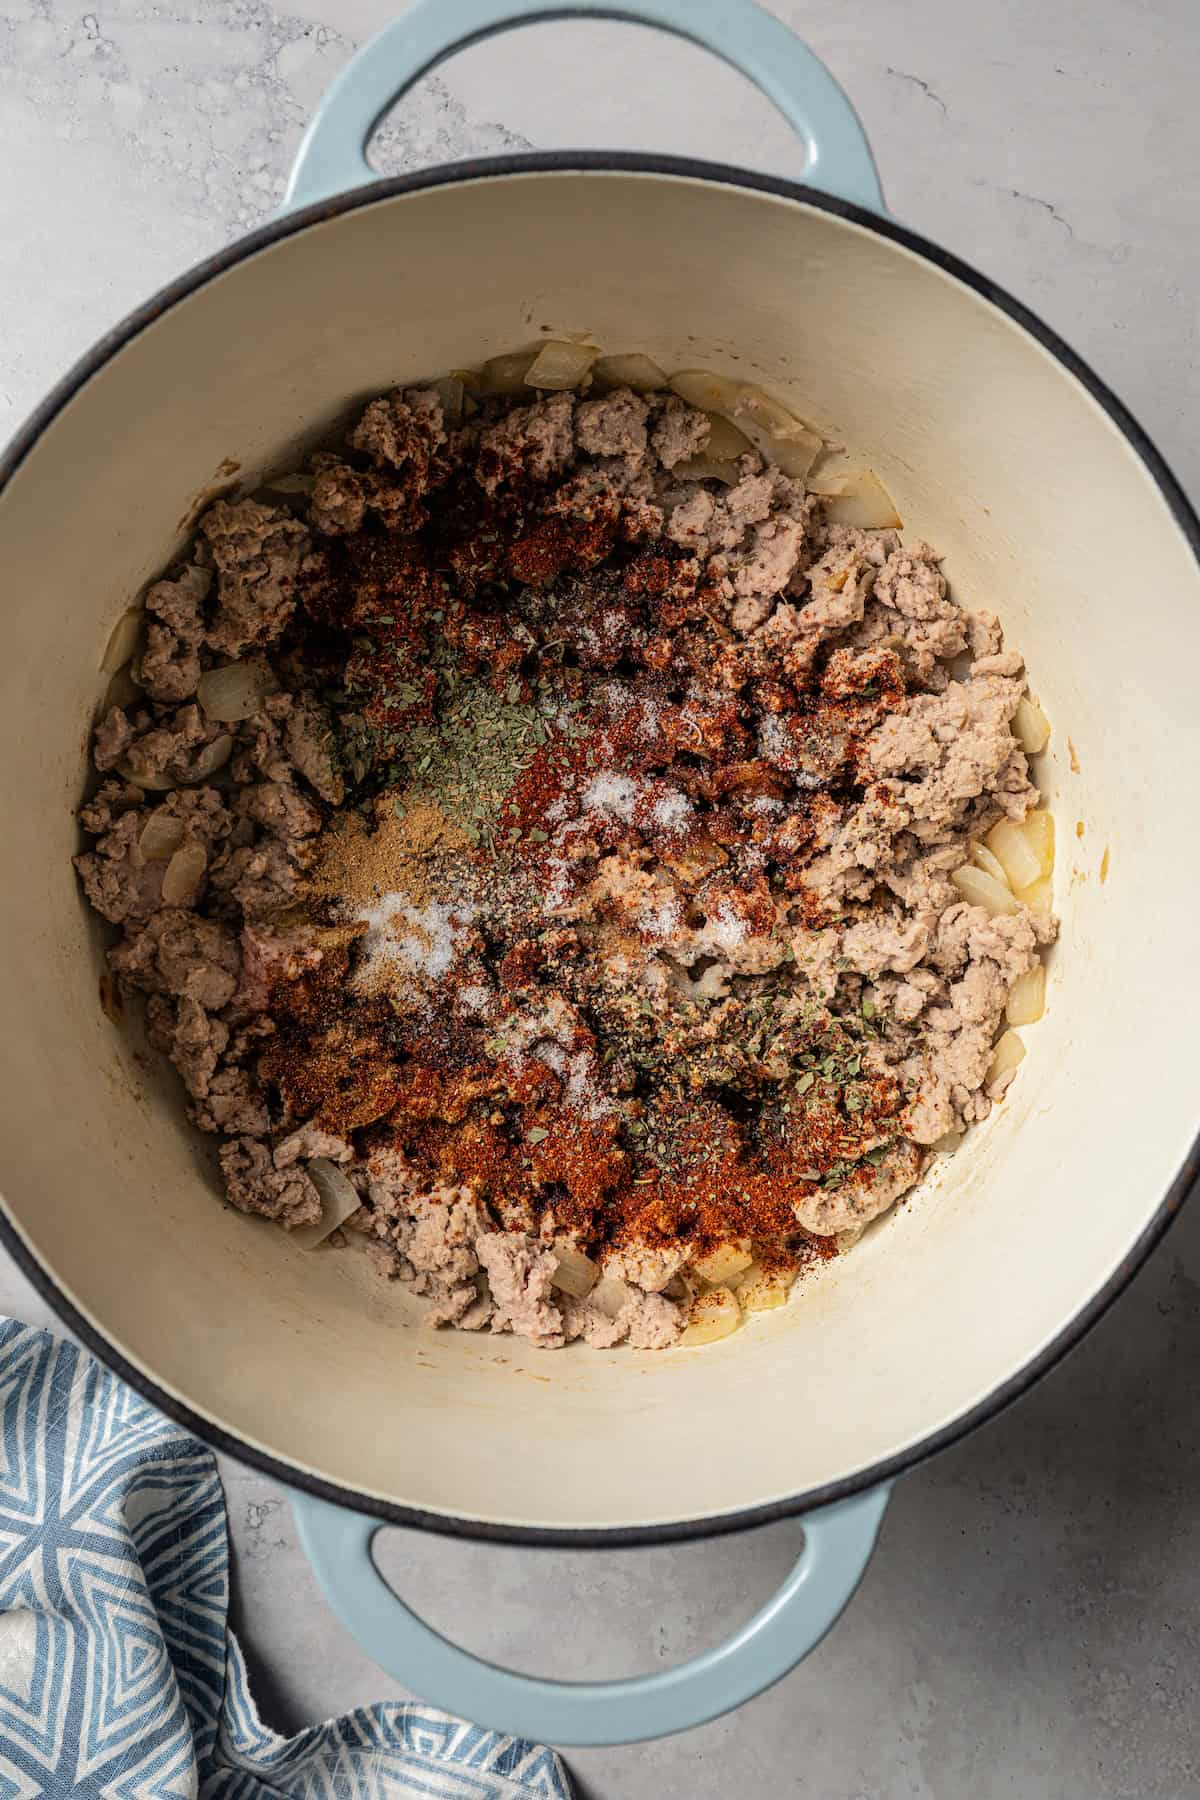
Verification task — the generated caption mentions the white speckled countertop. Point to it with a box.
[2,4,1199,1793]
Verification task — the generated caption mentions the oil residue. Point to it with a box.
[1100,846,1111,884]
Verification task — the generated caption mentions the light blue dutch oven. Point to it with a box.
[1,0,1198,1752]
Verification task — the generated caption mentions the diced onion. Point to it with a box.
[986,818,1042,892]
[1015,873,1053,915]
[186,732,234,782]
[734,385,817,445]
[670,369,824,480]
[262,471,314,494]
[812,468,902,528]
[1006,962,1046,1026]
[524,340,598,390]
[1014,694,1050,754]
[951,863,1020,915]
[290,1158,361,1249]
[591,352,668,393]
[97,664,141,719]
[160,840,206,904]
[127,734,235,791]
[985,1028,1026,1096]
[672,456,741,485]
[116,759,176,791]
[703,412,754,461]
[478,349,538,394]
[693,1239,753,1287]
[138,812,186,862]
[1022,809,1055,877]
[735,1263,795,1312]
[669,369,742,413]
[590,1275,631,1319]
[682,1285,742,1345]
[550,1243,599,1299]
[970,842,1010,887]
[757,430,823,481]
[100,606,144,674]
[431,375,465,427]
[733,386,824,475]
[197,659,272,723]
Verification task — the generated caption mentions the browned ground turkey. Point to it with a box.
[75,379,1055,1350]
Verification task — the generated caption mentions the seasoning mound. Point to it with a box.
[75,373,1057,1351]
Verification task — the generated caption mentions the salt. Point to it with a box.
[638,893,682,942]
[356,893,476,980]
[582,771,639,822]
[704,898,749,951]
[651,790,694,831]
[758,714,788,761]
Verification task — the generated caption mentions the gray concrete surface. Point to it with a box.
[2,3,1198,1793]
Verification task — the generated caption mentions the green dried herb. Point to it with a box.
[381,674,549,845]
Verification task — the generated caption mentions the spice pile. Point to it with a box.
[75,368,1055,1350]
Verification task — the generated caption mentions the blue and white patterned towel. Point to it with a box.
[0,1319,574,1798]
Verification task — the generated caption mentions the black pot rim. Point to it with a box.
[2,150,1196,1549]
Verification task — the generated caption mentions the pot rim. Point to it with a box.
[2,150,1196,1548]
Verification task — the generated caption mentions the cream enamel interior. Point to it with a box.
[1,169,1197,1533]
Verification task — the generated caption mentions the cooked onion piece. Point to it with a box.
[681,1285,742,1345]
[197,658,273,722]
[524,340,598,391]
[1013,694,1050,754]
[970,842,1011,887]
[669,368,741,413]
[187,732,234,782]
[985,1028,1026,1096]
[1015,874,1053,915]
[669,370,823,479]
[161,840,206,904]
[138,812,186,862]
[735,1264,795,1312]
[478,348,539,394]
[734,385,816,445]
[1006,963,1046,1026]
[261,471,314,495]
[430,375,465,426]
[1021,809,1055,877]
[122,730,235,791]
[97,664,141,718]
[703,412,754,462]
[951,863,1020,916]
[693,1239,753,1287]
[291,1158,361,1249]
[590,1274,632,1319]
[808,467,902,528]
[674,455,743,484]
[100,606,144,674]
[591,352,667,393]
[115,760,176,791]
[733,386,823,474]
[550,1243,599,1299]
[986,818,1042,893]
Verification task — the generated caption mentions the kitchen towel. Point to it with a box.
[0,1318,574,1798]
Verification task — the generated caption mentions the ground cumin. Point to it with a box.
[307,796,469,915]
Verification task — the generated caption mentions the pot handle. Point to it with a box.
[291,1481,891,1746]
[281,0,883,215]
